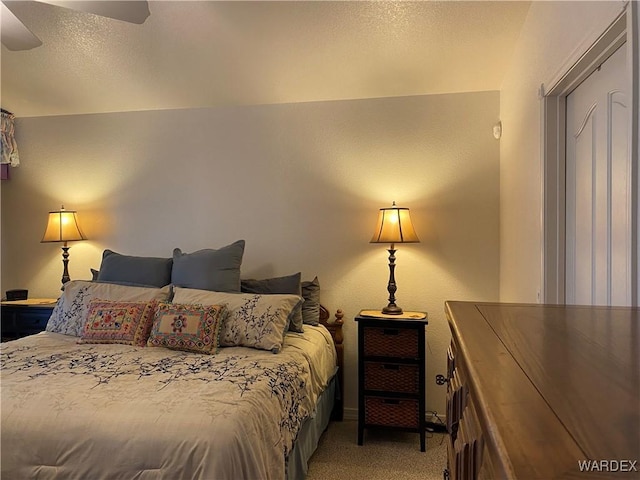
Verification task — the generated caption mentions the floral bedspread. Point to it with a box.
[0,328,336,480]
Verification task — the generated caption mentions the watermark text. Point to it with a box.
[578,459,638,473]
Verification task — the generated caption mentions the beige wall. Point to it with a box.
[499,0,627,303]
[1,91,500,418]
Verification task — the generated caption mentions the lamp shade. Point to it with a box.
[41,206,86,243]
[370,202,419,244]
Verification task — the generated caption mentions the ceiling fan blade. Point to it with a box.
[1,2,43,51]
[42,0,150,24]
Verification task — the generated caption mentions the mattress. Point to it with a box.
[0,325,337,479]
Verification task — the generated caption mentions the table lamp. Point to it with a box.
[370,201,419,315]
[41,205,86,286]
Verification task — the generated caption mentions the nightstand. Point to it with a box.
[1,299,57,341]
[356,310,428,451]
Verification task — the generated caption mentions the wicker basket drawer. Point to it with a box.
[364,362,419,393]
[365,397,419,428]
[363,326,419,358]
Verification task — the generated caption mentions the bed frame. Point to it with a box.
[284,305,345,479]
[319,305,344,420]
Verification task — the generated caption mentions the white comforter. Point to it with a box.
[0,326,337,480]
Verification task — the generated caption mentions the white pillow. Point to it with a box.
[171,287,302,353]
[46,280,171,337]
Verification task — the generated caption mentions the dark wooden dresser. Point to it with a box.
[444,301,640,479]
[356,310,428,451]
[1,299,57,341]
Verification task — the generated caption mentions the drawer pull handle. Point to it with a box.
[382,399,400,405]
[383,364,400,370]
[383,328,399,336]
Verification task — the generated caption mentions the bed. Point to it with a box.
[0,243,345,480]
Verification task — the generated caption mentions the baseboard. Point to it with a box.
[340,407,448,433]
[343,407,358,421]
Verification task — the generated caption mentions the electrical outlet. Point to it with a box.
[435,374,446,385]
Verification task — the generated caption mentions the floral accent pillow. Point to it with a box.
[46,280,172,337]
[171,287,303,353]
[78,299,158,347]
[147,302,226,355]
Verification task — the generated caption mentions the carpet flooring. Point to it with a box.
[306,420,448,479]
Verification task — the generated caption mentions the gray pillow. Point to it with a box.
[91,268,156,288]
[171,240,245,292]
[96,250,172,288]
[241,272,303,333]
[302,276,320,325]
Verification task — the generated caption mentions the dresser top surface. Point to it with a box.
[356,310,428,324]
[1,298,58,308]
[446,301,639,478]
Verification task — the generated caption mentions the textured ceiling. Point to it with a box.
[1,1,531,118]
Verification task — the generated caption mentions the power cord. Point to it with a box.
[425,410,447,434]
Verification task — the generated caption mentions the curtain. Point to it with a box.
[1,109,20,167]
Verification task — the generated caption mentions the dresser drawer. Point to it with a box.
[447,342,456,380]
[1,303,54,340]
[364,361,419,393]
[20,311,51,327]
[365,396,419,428]
[19,317,49,334]
[363,326,419,358]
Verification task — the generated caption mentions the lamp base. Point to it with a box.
[61,244,71,287]
[382,304,403,315]
[381,246,403,315]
